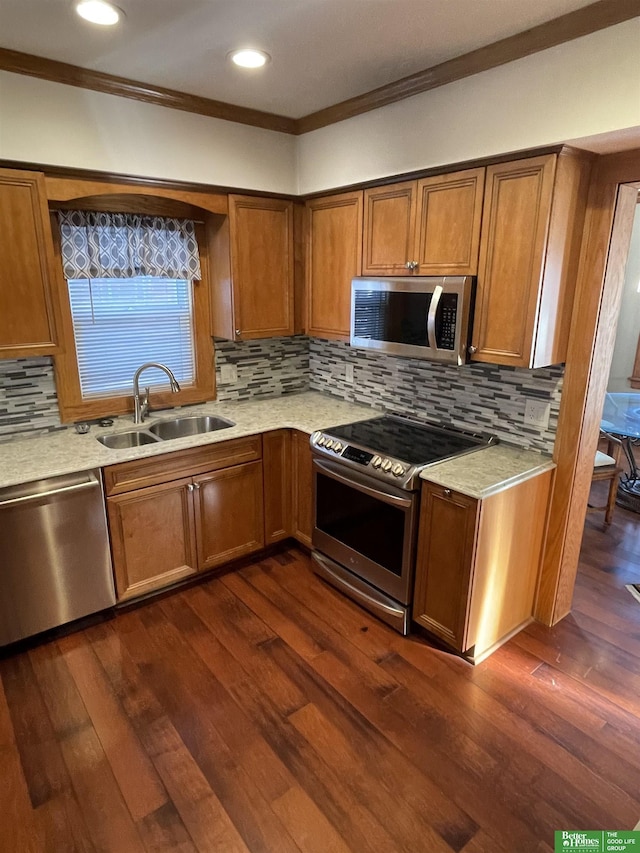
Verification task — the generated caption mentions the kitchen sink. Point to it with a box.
[97,430,162,449]
[148,415,235,440]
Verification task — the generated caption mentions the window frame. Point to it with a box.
[51,213,215,423]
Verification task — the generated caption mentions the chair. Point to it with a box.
[588,431,623,525]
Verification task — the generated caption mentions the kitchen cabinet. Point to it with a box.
[362,168,485,276]
[209,194,294,340]
[413,469,552,663]
[0,168,62,358]
[470,150,591,368]
[306,190,363,340]
[291,430,314,547]
[194,461,264,571]
[104,436,264,601]
[263,429,292,544]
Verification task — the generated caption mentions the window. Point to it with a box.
[68,276,195,398]
[52,209,215,423]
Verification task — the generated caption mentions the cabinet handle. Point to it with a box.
[443,489,452,497]
[194,482,201,490]
[468,345,477,355]
[405,260,418,271]
[235,329,242,338]
[187,483,194,493]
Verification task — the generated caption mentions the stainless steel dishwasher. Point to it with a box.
[0,469,116,646]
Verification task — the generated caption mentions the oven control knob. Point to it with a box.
[392,463,405,477]
[325,439,334,449]
[333,442,343,453]
[317,435,326,447]
[372,455,382,468]
[381,459,392,472]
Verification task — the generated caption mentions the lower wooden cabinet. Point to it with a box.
[263,429,292,544]
[413,470,552,662]
[105,437,265,602]
[292,430,314,547]
[107,477,199,601]
[194,461,264,571]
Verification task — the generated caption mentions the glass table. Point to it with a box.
[600,392,640,511]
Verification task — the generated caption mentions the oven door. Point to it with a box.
[312,456,418,605]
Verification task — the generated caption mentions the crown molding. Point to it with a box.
[0,0,637,137]
[0,47,298,135]
[296,0,640,133]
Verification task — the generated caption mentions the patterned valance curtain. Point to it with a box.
[57,210,202,280]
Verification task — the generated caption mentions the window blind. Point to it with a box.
[67,276,195,399]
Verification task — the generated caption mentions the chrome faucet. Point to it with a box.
[132,362,181,424]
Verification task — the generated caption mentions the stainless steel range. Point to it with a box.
[310,415,496,634]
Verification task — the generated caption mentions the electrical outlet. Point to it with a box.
[220,363,237,384]
[524,398,550,429]
[345,363,354,384]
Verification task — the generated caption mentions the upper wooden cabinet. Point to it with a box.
[362,168,485,276]
[306,190,363,340]
[0,168,61,358]
[209,194,294,341]
[471,150,591,368]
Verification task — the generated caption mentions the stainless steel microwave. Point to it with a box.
[350,276,475,365]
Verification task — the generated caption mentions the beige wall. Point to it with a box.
[0,72,297,194]
[296,20,640,193]
[1,19,639,195]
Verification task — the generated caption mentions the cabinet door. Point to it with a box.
[306,191,363,340]
[291,430,314,547]
[413,483,478,652]
[194,461,265,570]
[0,169,61,357]
[414,168,484,275]
[362,182,416,276]
[471,155,556,367]
[229,195,294,339]
[107,478,197,602]
[263,429,292,544]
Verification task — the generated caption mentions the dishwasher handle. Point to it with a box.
[0,473,100,508]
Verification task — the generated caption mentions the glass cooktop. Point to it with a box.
[325,415,489,466]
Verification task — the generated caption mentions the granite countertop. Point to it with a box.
[0,392,381,489]
[420,444,555,499]
[0,391,555,494]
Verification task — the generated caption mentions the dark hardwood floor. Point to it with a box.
[1,498,640,852]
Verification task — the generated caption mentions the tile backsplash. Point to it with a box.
[0,358,64,441]
[309,339,563,453]
[214,336,310,401]
[0,338,563,453]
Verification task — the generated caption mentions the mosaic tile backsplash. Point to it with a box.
[214,336,310,401]
[0,337,563,453]
[309,339,563,453]
[0,358,64,441]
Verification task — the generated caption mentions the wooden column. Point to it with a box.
[536,149,640,625]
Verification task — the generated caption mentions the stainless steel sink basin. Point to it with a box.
[148,415,235,440]
[97,430,162,449]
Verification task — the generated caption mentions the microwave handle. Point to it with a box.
[427,285,443,350]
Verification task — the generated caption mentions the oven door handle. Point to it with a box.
[426,284,443,350]
[313,458,413,508]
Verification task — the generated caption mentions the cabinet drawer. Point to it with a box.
[104,435,262,495]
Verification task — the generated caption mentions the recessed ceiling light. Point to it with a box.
[75,0,122,26]
[228,49,270,69]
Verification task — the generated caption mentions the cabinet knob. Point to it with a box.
[235,329,242,338]
[187,483,194,493]
[443,488,452,497]
[468,345,477,355]
[405,260,418,271]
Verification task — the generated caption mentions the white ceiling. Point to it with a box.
[0,0,601,118]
